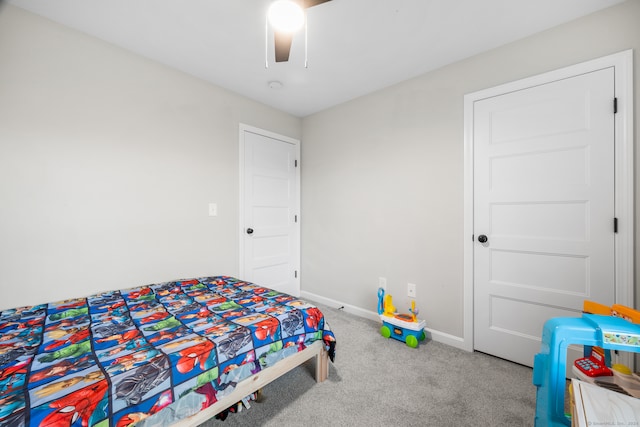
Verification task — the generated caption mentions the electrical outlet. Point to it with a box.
[407,283,417,298]
[379,277,387,290]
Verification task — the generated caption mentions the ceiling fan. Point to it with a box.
[269,0,333,63]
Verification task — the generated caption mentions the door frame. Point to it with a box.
[462,50,634,353]
[238,124,301,289]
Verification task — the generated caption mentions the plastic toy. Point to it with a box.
[377,288,426,348]
[533,301,640,426]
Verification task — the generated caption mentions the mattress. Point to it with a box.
[0,276,336,426]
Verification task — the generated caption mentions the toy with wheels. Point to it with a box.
[377,288,426,348]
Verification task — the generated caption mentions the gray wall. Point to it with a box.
[301,0,639,341]
[0,5,301,310]
[1,2,638,346]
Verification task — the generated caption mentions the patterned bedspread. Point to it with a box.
[0,276,336,427]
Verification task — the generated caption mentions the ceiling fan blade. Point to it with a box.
[304,0,331,8]
[271,0,331,63]
[274,31,294,62]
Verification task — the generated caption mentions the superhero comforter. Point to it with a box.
[0,276,336,427]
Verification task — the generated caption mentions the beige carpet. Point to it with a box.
[200,302,537,426]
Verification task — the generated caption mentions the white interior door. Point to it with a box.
[240,126,300,296]
[473,68,616,367]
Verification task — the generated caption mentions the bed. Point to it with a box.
[0,276,336,426]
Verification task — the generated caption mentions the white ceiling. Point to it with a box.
[6,0,627,117]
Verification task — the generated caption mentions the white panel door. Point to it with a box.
[473,68,615,367]
[241,128,300,296]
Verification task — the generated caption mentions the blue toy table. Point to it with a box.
[532,314,640,426]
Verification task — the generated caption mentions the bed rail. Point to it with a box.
[173,340,328,426]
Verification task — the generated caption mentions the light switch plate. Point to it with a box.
[208,203,217,216]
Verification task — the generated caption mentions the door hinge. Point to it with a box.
[294,270,298,278]
[295,159,298,167]
[614,98,618,114]
[614,217,618,233]
[294,215,298,223]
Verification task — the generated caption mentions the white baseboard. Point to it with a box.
[300,290,468,352]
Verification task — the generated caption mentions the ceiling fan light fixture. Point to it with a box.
[268,0,305,33]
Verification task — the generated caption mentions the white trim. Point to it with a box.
[463,50,634,354]
[238,124,301,293]
[300,291,467,350]
[613,51,635,306]
[462,93,475,352]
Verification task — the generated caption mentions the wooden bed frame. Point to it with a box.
[173,340,329,426]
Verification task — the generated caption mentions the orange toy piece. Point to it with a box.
[583,300,612,316]
[611,304,640,324]
[583,300,640,324]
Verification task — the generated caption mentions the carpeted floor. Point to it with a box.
[200,302,536,426]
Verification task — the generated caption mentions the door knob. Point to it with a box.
[246,228,254,235]
[477,234,488,243]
